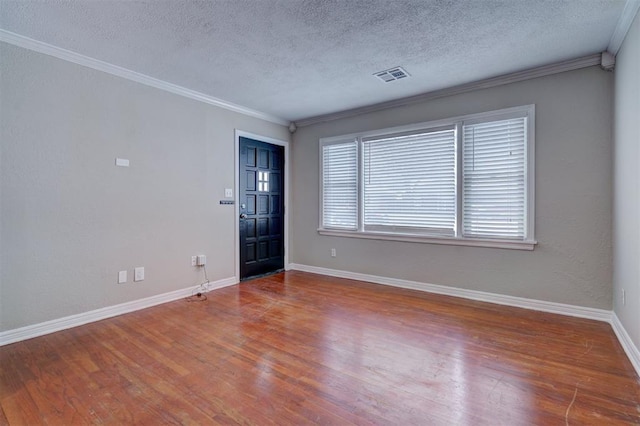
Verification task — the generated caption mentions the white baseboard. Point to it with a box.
[4,266,639,379]
[611,313,640,377]
[288,263,640,377]
[289,263,612,322]
[0,276,237,346]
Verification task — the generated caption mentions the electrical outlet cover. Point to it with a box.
[134,267,145,282]
[115,158,130,167]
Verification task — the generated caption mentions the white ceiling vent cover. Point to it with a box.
[374,66,410,82]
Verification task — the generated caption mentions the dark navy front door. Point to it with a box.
[239,137,284,280]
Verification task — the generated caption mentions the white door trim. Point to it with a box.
[234,130,290,281]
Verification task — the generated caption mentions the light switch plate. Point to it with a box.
[115,158,130,167]
[118,270,127,284]
[134,267,144,281]
[225,188,233,198]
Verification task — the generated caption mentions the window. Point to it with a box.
[363,127,456,236]
[462,117,527,240]
[322,141,358,229]
[319,105,536,250]
[258,171,270,192]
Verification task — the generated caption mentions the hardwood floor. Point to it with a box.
[1,271,639,425]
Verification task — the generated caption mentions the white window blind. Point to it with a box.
[318,105,535,250]
[322,141,358,229]
[462,117,527,239]
[363,129,456,235]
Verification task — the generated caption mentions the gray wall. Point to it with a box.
[291,66,613,309]
[0,43,290,331]
[613,11,640,349]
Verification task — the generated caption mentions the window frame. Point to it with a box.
[318,105,536,250]
[320,138,359,231]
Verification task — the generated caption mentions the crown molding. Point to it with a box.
[295,53,602,127]
[608,0,640,55]
[0,29,290,126]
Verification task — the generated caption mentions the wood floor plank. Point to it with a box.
[1,271,639,425]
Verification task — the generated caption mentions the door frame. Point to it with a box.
[234,129,290,282]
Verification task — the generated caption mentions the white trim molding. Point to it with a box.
[317,229,536,251]
[289,264,640,376]
[611,313,640,377]
[295,54,601,127]
[0,276,237,346]
[0,29,289,126]
[289,263,612,322]
[608,0,640,55]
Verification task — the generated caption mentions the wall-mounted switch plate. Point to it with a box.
[118,270,127,284]
[225,188,233,198]
[191,256,197,266]
[134,267,144,281]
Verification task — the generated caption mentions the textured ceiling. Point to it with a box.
[0,0,626,123]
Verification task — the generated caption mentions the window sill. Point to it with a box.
[317,228,537,251]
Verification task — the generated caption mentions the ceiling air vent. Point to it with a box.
[374,66,410,83]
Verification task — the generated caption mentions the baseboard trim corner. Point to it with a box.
[610,313,640,377]
[0,276,238,346]
[288,263,612,322]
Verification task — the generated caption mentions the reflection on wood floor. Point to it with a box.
[1,271,639,424]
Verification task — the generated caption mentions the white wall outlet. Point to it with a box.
[196,255,207,266]
[225,188,233,198]
[622,288,626,306]
[115,158,129,167]
[118,270,127,284]
[191,256,197,266]
[134,267,145,282]
[330,248,336,257]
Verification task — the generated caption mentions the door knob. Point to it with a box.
[239,213,247,219]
